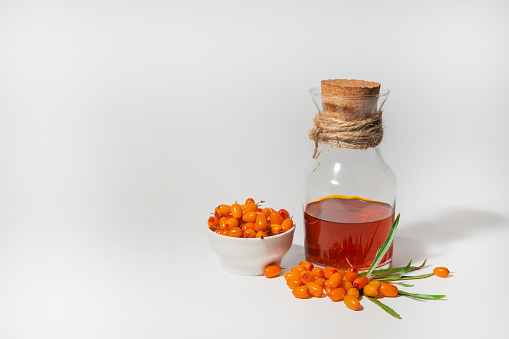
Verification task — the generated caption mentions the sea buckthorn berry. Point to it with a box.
[353,275,369,290]
[226,218,239,229]
[340,280,353,290]
[262,207,272,217]
[268,211,282,225]
[227,227,242,237]
[345,267,358,282]
[284,272,300,281]
[255,230,268,238]
[379,283,398,297]
[218,204,231,216]
[264,264,282,278]
[329,287,347,302]
[241,223,255,232]
[368,280,381,288]
[344,295,361,311]
[291,266,305,273]
[270,224,283,235]
[323,268,338,279]
[255,213,268,231]
[245,198,255,205]
[328,272,343,289]
[314,277,326,286]
[208,216,219,228]
[278,209,290,219]
[242,211,257,223]
[281,218,294,232]
[219,229,229,235]
[287,278,303,289]
[242,203,258,213]
[300,271,315,284]
[363,284,379,297]
[231,203,242,219]
[306,282,324,297]
[347,287,359,298]
[299,260,314,271]
[214,206,220,217]
[219,217,229,230]
[292,286,309,299]
[311,267,324,278]
[433,267,450,278]
[243,229,256,238]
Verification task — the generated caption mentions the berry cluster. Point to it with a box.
[208,198,294,238]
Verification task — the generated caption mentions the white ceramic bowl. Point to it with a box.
[207,226,295,276]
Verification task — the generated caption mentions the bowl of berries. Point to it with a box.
[207,198,296,276]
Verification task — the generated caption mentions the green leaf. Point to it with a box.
[365,296,401,319]
[376,272,434,282]
[398,290,446,300]
[366,214,400,278]
[364,258,427,278]
[393,282,414,287]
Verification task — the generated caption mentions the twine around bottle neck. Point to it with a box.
[308,111,384,158]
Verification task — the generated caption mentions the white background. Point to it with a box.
[1,0,509,338]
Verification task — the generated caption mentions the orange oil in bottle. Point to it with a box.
[304,196,394,270]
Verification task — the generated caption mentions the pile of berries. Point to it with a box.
[265,261,449,311]
[208,198,294,238]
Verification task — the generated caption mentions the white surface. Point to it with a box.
[1,0,508,338]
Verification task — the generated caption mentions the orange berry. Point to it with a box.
[231,203,242,219]
[287,278,303,289]
[347,287,359,298]
[242,211,257,223]
[353,275,369,290]
[255,230,268,238]
[264,264,282,278]
[207,216,219,228]
[243,229,256,238]
[284,272,300,281]
[219,217,229,230]
[300,271,315,284]
[241,223,255,232]
[344,295,361,311]
[226,218,239,229]
[306,282,323,297]
[329,287,347,302]
[270,224,283,235]
[269,211,282,225]
[340,280,353,290]
[227,227,242,238]
[261,207,272,217]
[255,213,268,231]
[328,272,343,289]
[323,268,337,279]
[299,260,314,271]
[433,267,450,278]
[278,209,290,219]
[314,277,326,286]
[345,267,358,282]
[218,204,231,216]
[291,266,305,273]
[368,280,381,288]
[281,218,294,232]
[242,203,258,213]
[363,284,379,297]
[245,198,255,205]
[379,282,398,297]
[311,267,324,278]
[292,286,309,299]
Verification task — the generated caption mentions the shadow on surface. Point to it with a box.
[393,208,508,266]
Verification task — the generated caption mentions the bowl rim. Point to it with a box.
[207,225,296,241]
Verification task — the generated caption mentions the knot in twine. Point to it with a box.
[309,111,384,158]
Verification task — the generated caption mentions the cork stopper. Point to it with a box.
[321,79,381,115]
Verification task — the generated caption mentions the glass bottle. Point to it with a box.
[303,86,396,271]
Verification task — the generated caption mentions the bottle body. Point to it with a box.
[304,87,396,270]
